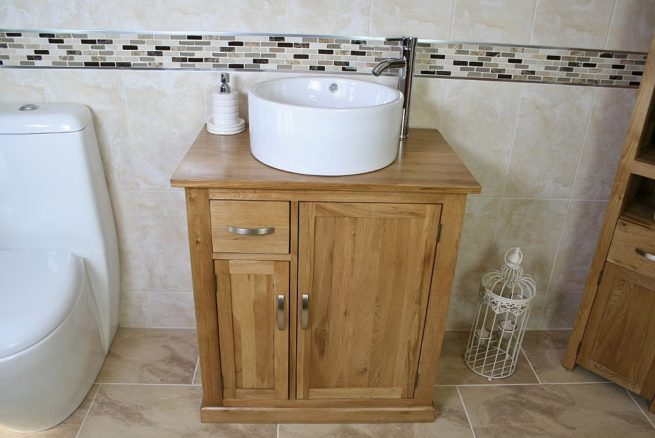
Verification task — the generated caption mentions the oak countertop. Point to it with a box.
[171,128,481,194]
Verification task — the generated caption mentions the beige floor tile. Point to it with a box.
[96,328,198,384]
[78,384,274,438]
[459,383,654,438]
[193,360,202,386]
[278,386,472,437]
[629,392,655,429]
[521,331,606,384]
[0,384,98,437]
[437,331,539,385]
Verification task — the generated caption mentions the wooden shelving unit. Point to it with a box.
[564,35,655,411]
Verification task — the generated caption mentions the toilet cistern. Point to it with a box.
[371,37,417,140]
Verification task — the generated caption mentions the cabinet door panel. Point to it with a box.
[216,260,289,400]
[297,202,441,399]
[578,262,655,396]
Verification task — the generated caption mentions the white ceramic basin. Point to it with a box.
[248,76,403,176]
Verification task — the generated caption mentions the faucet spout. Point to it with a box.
[372,58,406,76]
[371,37,416,140]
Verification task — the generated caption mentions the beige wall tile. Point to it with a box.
[0,0,33,28]
[24,0,205,31]
[439,80,522,197]
[530,0,615,48]
[112,189,192,294]
[119,291,150,328]
[549,201,607,295]
[573,87,638,201]
[448,197,503,329]
[533,293,583,329]
[369,0,454,39]
[606,0,655,52]
[42,69,130,191]
[0,69,45,102]
[148,292,196,329]
[407,77,445,129]
[286,0,371,35]
[495,199,568,289]
[451,0,537,44]
[201,0,286,33]
[504,84,594,199]
[122,70,208,189]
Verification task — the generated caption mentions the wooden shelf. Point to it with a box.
[621,194,655,230]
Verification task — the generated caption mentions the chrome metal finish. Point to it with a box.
[227,226,275,236]
[635,248,655,262]
[371,37,417,139]
[328,83,338,93]
[301,294,309,329]
[277,294,286,330]
[18,104,38,111]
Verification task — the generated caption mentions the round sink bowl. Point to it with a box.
[248,76,403,176]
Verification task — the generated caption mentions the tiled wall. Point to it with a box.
[1,0,654,330]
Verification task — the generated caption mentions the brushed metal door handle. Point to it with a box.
[227,226,275,236]
[301,294,309,330]
[635,248,655,262]
[276,294,286,330]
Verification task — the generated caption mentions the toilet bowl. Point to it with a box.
[0,104,119,432]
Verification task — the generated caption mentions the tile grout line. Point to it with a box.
[456,386,477,438]
[75,384,101,438]
[191,356,200,385]
[99,382,200,386]
[277,423,280,438]
[626,389,655,431]
[520,348,542,384]
[437,381,612,387]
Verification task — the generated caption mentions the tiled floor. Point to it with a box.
[3,329,655,438]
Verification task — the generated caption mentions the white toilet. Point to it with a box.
[0,103,119,432]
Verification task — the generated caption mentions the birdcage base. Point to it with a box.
[464,344,518,380]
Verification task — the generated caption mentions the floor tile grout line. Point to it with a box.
[98,382,201,386]
[277,423,280,438]
[456,386,477,438]
[436,381,613,387]
[626,389,655,431]
[75,384,100,438]
[520,348,542,384]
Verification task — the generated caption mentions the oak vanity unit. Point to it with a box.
[171,128,480,423]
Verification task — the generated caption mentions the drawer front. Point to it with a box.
[607,219,655,279]
[210,200,290,254]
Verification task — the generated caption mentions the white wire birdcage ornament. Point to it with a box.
[464,247,536,380]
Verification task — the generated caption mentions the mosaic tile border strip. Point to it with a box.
[0,29,648,88]
[415,41,646,88]
[0,30,401,74]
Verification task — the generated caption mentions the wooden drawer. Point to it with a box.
[607,219,655,279]
[210,200,290,254]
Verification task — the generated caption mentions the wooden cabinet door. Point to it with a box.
[578,262,655,397]
[297,202,441,400]
[215,260,289,400]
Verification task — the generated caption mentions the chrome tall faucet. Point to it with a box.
[372,37,417,139]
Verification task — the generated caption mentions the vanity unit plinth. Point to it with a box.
[564,36,655,410]
[172,128,480,423]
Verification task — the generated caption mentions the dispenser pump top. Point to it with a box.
[220,73,231,93]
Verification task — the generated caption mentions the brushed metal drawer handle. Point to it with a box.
[227,226,275,236]
[301,294,309,330]
[276,294,286,331]
[635,248,655,262]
